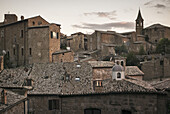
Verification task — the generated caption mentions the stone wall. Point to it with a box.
[27,93,167,114]
[141,57,170,80]
[52,51,74,62]
[28,27,49,64]
[28,96,61,114]
[49,24,61,62]
[68,34,85,52]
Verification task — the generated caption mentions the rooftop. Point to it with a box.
[0,88,26,112]
[0,63,160,96]
[125,66,144,76]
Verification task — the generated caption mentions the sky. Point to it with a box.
[0,0,170,35]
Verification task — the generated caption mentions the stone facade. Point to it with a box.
[141,56,170,80]
[66,32,87,53]
[0,14,62,67]
[52,50,74,62]
[87,31,129,60]
[27,93,167,114]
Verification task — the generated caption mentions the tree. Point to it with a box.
[138,45,146,55]
[115,44,128,55]
[156,38,170,54]
[126,52,140,66]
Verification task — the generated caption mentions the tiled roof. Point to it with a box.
[0,63,159,95]
[0,88,26,112]
[101,77,156,93]
[28,62,93,95]
[88,61,114,68]
[125,66,144,76]
[150,78,170,90]
[0,65,32,87]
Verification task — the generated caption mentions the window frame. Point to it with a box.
[48,99,59,110]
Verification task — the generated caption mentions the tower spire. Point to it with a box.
[135,9,144,36]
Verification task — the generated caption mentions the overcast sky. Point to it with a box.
[0,0,170,35]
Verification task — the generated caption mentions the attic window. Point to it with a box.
[117,72,121,78]
[75,77,80,81]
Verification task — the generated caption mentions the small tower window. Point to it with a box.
[13,48,15,55]
[121,61,124,66]
[29,48,32,56]
[117,72,121,78]
[21,48,24,56]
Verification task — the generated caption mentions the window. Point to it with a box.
[1,30,4,38]
[32,21,35,25]
[94,80,102,87]
[29,48,32,56]
[160,60,164,65]
[122,110,132,114]
[116,61,119,65]
[20,30,24,38]
[13,48,15,55]
[117,72,121,78]
[56,32,59,39]
[75,77,80,81]
[26,79,32,86]
[51,31,53,38]
[21,48,24,56]
[121,61,124,66]
[84,108,101,114]
[48,99,59,110]
[38,21,42,25]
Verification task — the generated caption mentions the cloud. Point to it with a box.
[157,11,163,14]
[144,1,153,6]
[72,22,134,30]
[84,11,117,20]
[154,4,166,8]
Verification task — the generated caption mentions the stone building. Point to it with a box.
[0,14,73,67]
[121,9,170,54]
[141,55,170,80]
[0,88,27,114]
[66,32,88,53]
[0,62,168,114]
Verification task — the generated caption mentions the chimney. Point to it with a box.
[1,89,7,104]
[4,14,17,24]
[0,56,4,71]
[21,15,24,20]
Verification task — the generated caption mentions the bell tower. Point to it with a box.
[136,9,144,35]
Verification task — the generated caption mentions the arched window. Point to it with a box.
[117,72,121,78]
[121,61,124,66]
[116,61,119,65]
[84,108,101,114]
